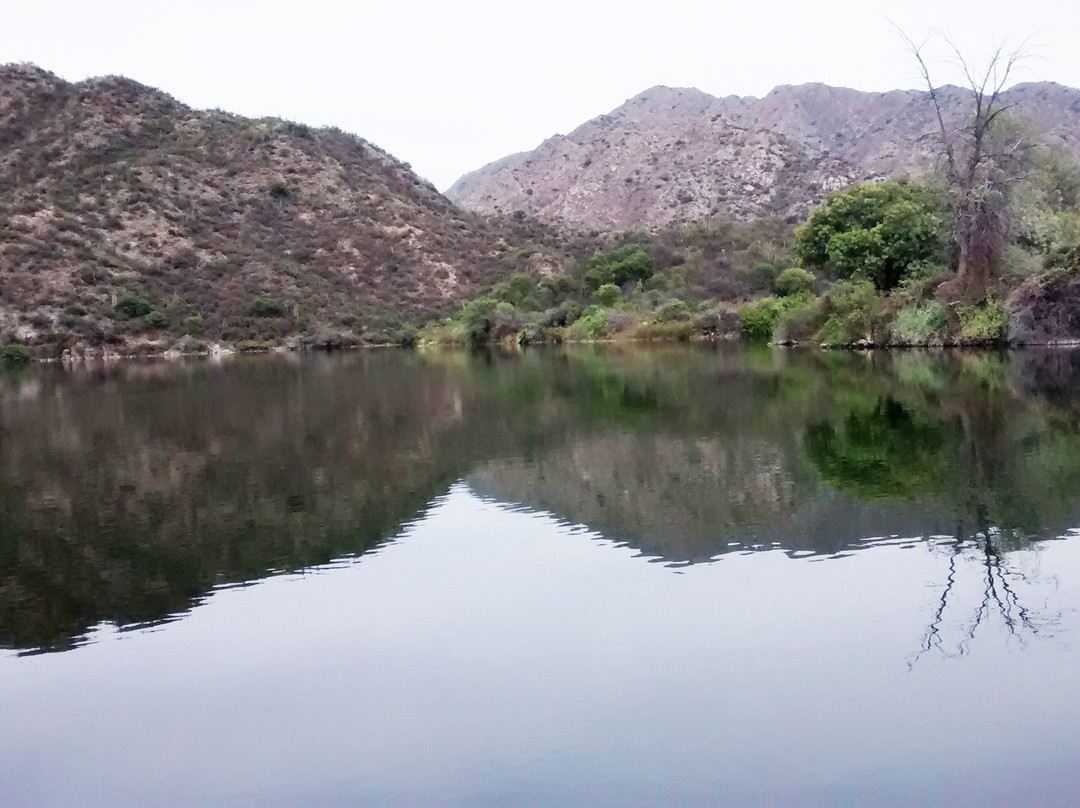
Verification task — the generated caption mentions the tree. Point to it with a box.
[900,30,1032,299]
[491,273,540,309]
[592,283,621,307]
[774,267,815,297]
[583,243,653,289]
[794,181,943,291]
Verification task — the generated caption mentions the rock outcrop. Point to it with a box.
[1009,267,1080,345]
[448,82,1080,231]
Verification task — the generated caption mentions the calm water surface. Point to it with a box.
[2,345,1080,804]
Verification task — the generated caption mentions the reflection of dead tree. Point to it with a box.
[976,534,1038,640]
[919,538,963,657]
[911,531,1057,666]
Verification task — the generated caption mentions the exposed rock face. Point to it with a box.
[448,82,1080,231]
[1009,269,1080,345]
[0,64,526,352]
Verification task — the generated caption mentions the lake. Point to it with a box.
[2,344,1080,805]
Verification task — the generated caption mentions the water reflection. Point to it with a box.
[912,533,1061,664]
[2,346,1080,653]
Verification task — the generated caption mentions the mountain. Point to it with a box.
[447,82,1080,231]
[0,64,557,356]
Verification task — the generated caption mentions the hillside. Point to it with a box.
[447,82,1080,231]
[0,64,563,356]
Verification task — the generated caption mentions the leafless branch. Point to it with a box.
[892,24,958,179]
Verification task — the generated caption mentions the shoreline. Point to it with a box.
[7,335,1080,368]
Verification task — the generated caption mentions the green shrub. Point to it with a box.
[738,297,786,340]
[139,311,168,330]
[115,294,153,318]
[394,326,418,347]
[775,267,815,297]
[956,298,1007,342]
[593,283,621,307]
[491,302,525,341]
[817,280,884,344]
[998,244,1044,281]
[247,297,287,317]
[268,180,292,199]
[417,319,469,346]
[183,315,205,335]
[491,273,540,309]
[538,274,579,303]
[2,344,30,366]
[459,296,499,343]
[570,305,610,338]
[642,268,687,293]
[774,297,823,342]
[651,298,692,323]
[541,301,580,328]
[890,302,947,345]
[631,320,695,341]
[517,323,558,345]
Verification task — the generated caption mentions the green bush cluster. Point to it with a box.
[738,277,819,340]
[569,305,609,339]
[2,344,30,366]
[420,160,1079,349]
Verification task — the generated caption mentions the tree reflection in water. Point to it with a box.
[796,361,1077,663]
[911,532,1059,665]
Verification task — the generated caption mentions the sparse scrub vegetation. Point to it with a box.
[3,61,1080,358]
[0,64,591,358]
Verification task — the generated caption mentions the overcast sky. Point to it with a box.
[5,1,1080,190]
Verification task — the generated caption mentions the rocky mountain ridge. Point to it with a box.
[0,63,559,355]
[447,81,1080,231]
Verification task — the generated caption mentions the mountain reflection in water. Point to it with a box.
[2,344,1080,654]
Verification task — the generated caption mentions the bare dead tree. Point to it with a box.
[897,29,1032,299]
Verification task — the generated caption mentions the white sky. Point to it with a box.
[4,1,1080,190]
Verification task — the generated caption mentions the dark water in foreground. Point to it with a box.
[2,345,1080,804]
